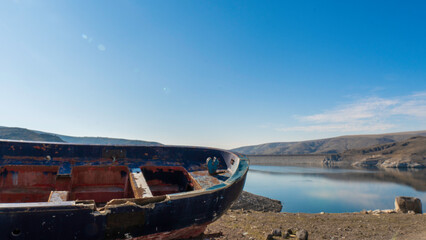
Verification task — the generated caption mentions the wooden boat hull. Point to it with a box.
[0,141,249,239]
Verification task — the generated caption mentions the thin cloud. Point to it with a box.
[278,92,426,133]
[302,98,398,123]
[391,94,426,118]
[281,122,396,133]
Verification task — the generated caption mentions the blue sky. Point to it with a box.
[0,0,425,149]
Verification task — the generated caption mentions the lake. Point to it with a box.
[244,165,426,213]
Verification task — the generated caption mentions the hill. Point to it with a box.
[0,126,162,146]
[0,127,64,142]
[339,136,426,168]
[58,135,162,146]
[232,131,426,155]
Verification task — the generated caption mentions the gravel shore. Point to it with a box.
[187,192,426,239]
[198,209,426,240]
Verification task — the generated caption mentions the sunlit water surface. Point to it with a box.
[244,165,426,213]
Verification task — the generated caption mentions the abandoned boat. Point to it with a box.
[0,140,249,239]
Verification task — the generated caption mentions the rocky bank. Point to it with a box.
[328,136,426,169]
[231,191,282,212]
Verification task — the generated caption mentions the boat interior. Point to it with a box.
[0,162,233,206]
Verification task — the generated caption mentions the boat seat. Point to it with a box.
[0,188,53,203]
[0,166,58,203]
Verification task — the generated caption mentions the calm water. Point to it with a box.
[244,165,426,213]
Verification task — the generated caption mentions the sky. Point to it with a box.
[0,0,425,149]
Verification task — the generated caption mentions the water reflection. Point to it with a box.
[244,165,426,213]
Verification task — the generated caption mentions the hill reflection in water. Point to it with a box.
[244,165,426,213]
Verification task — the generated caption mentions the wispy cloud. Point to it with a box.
[303,98,398,123]
[282,122,397,132]
[391,92,426,118]
[278,92,426,133]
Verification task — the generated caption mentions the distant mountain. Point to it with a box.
[232,130,426,155]
[0,126,162,146]
[57,135,162,146]
[0,127,64,142]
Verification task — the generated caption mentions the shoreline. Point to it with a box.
[247,155,328,168]
[247,154,426,169]
[197,191,426,239]
[199,209,426,240]
[200,168,426,239]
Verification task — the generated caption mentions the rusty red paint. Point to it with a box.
[70,166,134,203]
[0,165,135,204]
[0,166,58,203]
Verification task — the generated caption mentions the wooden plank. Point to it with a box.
[48,191,69,202]
[129,169,153,198]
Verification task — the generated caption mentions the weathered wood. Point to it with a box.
[48,191,69,202]
[129,170,153,198]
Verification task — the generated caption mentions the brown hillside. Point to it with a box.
[0,127,64,142]
[232,130,426,155]
[341,136,426,168]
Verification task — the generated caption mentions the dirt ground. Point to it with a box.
[194,209,426,240]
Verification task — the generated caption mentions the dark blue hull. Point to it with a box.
[0,141,249,239]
